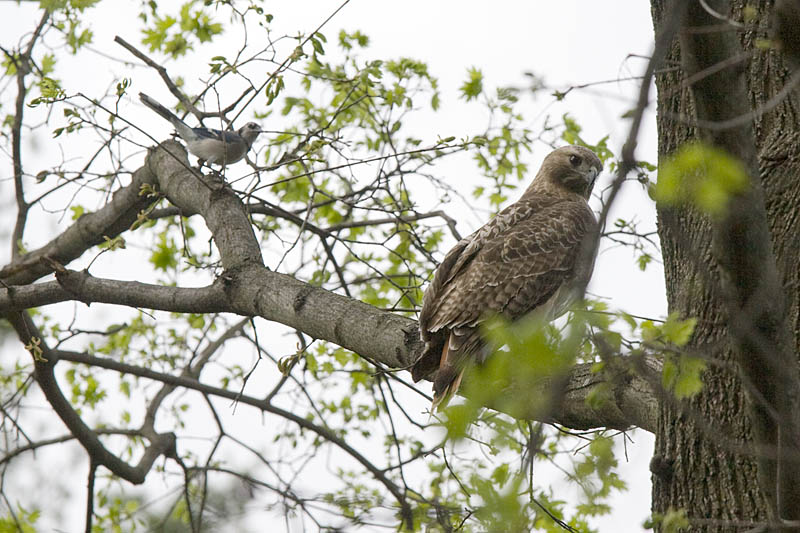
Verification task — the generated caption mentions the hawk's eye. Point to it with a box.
[569,154,582,167]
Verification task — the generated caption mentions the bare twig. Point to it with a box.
[10,11,50,260]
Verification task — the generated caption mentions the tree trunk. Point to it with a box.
[650,0,800,530]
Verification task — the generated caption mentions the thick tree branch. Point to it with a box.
[680,0,800,523]
[0,267,229,314]
[0,279,73,313]
[0,163,157,286]
[145,142,263,271]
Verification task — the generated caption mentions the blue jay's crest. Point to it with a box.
[139,92,262,167]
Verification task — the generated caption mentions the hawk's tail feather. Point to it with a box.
[429,332,468,412]
[431,368,464,412]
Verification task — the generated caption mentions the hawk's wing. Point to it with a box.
[412,196,597,383]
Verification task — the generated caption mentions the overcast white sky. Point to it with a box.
[2,1,663,531]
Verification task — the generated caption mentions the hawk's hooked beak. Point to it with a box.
[587,167,599,190]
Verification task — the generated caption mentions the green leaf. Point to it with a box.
[585,382,613,410]
[662,355,706,399]
[646,508,690,532]
[115,78,130,97]
[442,403,476,440]
[41,53,56,75]
[460,67,483,101]
[661,313,697,346]
[0,504,39,533]
[70,0,101,10]
[637,252,653,271]
[33,76,65,104]
[99,235,126,251]
[187,314,205,329]
[149,235,178,272]
[490,463,510,485]
[561,113,582,142]
[653,142,749,217]
[674,357,705,398]
[70,205,85,220]
[640,320,660,342]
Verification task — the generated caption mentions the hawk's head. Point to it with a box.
[535,145,602,199]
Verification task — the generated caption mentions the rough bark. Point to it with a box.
[651,0,800,529]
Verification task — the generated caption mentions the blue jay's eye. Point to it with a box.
[569,154,582,167]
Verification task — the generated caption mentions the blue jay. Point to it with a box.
[139,92,262,167]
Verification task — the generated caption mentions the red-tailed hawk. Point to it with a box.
[411,145,602,410]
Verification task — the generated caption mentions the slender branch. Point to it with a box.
[692,70,800,131]
[113,36,201,118]
[10,11,50,260]
[142,318,247,434]
[141,203,460,242]
[2,311,177,485]
[596,0,689,239]
[53,347,413,526]
[252,142,467,193]
[0,429,142,467]
[229,0,353,125]
[85,461,96,533]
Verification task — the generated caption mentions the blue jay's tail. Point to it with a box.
[139,92,193,140]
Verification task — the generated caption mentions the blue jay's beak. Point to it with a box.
[237,122,263,147]
[240,122,262,135]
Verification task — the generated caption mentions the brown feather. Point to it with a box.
[412,146,603,410]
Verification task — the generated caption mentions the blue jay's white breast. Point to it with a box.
[187,137,248,165]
